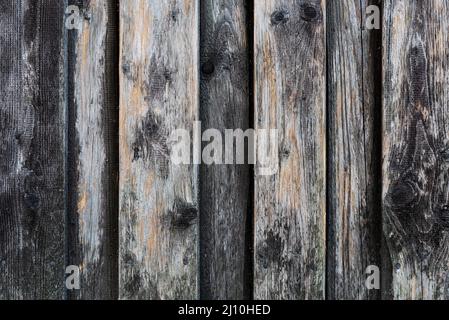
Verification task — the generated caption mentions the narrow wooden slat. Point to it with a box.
[67,0,119,299]
[0,0,65,299]
[383,0,449,299]
[327,0,381,299]
[199,0,250,300]
[253,0,326,299]
[119,0,199,299]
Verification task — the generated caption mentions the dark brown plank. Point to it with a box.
[383,0,449,299]
[0,0,65,299]
[199,0,250,300]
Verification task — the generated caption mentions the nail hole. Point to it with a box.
[201,61,215,75]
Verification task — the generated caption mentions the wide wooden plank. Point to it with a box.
[119,0,199,299]
[0,0,65,299]
[67,0,119,299]
[327,0,381,300]
[383,0,449,299]
[253,0,326,299]
[199,0,250,300]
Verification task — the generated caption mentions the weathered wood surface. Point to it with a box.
[327,0,381,300]
[67,0,119,299]
[383,0,449,299]
[119,0,199,299]
[0,0,66,299]
[199,0,250,300]
[4,0,449,301]
[253,0,326,299]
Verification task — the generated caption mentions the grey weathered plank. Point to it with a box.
[253,0,326,299]
[0,0,66,299]
[327,0,381,300]
[199,0,250,300]
[67,0,119,299]
[119,0,199,299]
[383,0,449,299]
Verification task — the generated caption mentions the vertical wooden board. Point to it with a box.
[0,0,65,299]
[68,0,119,299]
[119,0,199,299]
[327,0,381,299]
[383,0,449,299]
[254,0,326,299]
[199,0,249,300]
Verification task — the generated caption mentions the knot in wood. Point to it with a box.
[171,199,198,230]
[270,10,289,25]
[389,180,418,212]
[300,3,321,22]
[24,192,40,211]
[201,60,215,75]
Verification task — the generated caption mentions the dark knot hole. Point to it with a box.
[300,3,320,22]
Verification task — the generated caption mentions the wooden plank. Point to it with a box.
[67,0,119,299]
[199,0,250,300]
[119,0,199,299]
[253,0,326,299]
[0,0,66,299]
[327,0,381,300]
[383,0,449,299]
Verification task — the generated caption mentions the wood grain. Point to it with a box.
[327,0,381,300]
[67,0,119,299]
[0,0,65,299]
[199,0,250,300]
[383,0,449,299]
[253,0,326,299]
[119,0,199,300]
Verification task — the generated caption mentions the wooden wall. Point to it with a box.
[1,0,449,300]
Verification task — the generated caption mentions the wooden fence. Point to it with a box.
[0,0,448,300]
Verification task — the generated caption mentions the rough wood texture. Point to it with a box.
[254,0,326,299]
[199,0,250,300]
[327,0,381,300]
[383,0,449,299]
[0,0,65,299]
[67,0,119,299]
[119,0,199,299]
